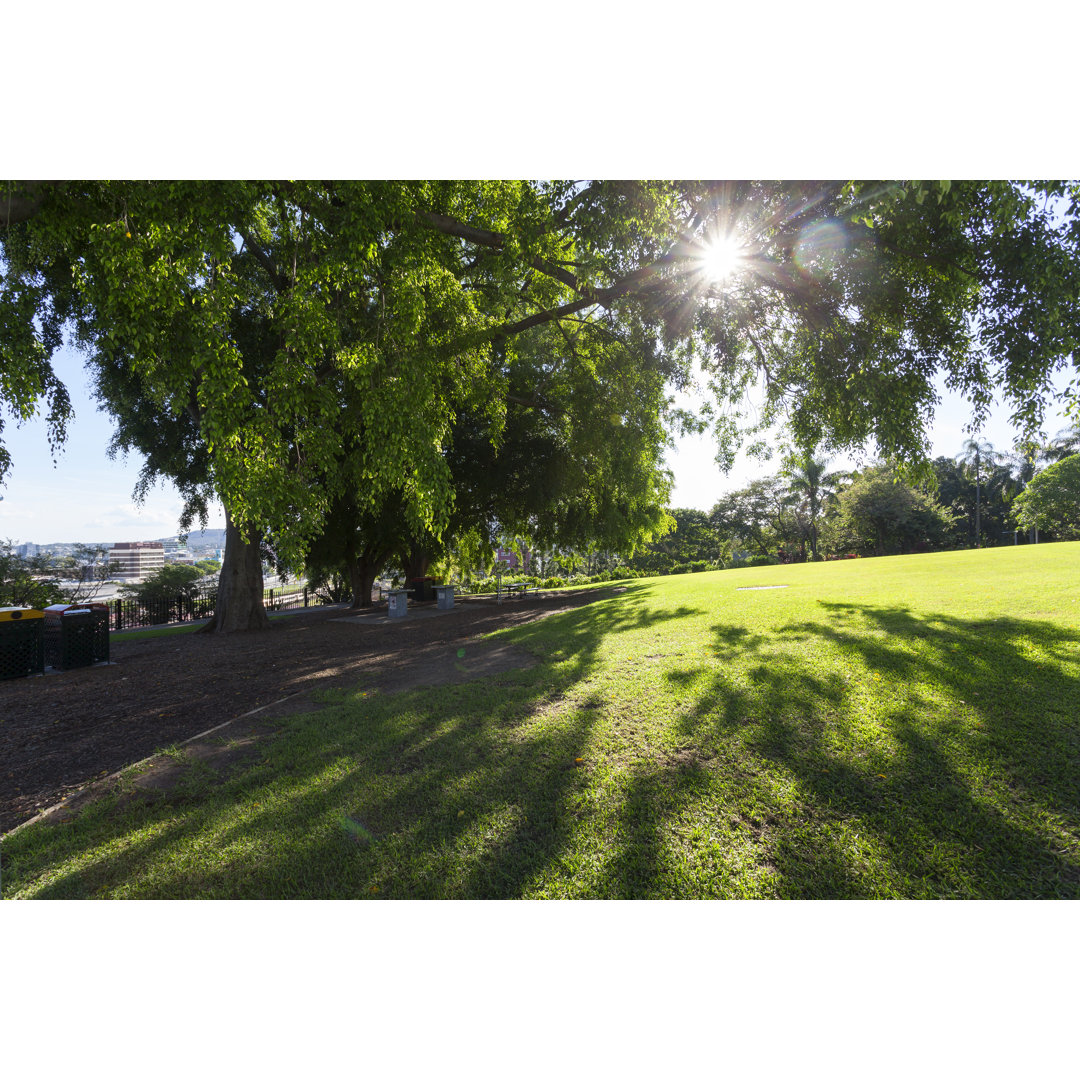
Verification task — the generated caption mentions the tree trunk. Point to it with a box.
[403,543,433,583]
[975,474,981,546]
[875,523,887,557]
[200,506,270,633]
[348,557,379,608]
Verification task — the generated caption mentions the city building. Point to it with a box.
[107,541,165,582]
[495,545,531,573]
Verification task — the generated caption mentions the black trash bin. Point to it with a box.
[43,603,110,670]
[0,607,45,680]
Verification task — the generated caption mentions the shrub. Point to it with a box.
[120,563,204,603]
[0,541,66,609]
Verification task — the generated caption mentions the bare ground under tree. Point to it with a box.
[1,590,615,835]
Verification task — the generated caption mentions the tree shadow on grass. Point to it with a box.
[661,602,1080,897]
[5,585,704,899]
[15,591,1076,899]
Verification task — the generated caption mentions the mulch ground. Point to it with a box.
[1,590,612,835]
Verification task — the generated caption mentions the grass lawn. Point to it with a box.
[4,543,1078,898]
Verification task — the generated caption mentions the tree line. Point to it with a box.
[623,428,1080,573]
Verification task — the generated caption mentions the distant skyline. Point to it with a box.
[1,343,1075,546]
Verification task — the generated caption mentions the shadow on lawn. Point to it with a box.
[10,585,704,899]
[11,591,1079,898]
[658,601,1080,898]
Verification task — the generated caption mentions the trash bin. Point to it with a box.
[0,607,45,680]
[43,603,110,670]
[434,585,455,610]
[387,589,409,619]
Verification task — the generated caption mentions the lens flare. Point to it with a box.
[700,235,745,281]
[793,221,848,277]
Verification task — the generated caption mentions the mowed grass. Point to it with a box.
[4,543,1079,899]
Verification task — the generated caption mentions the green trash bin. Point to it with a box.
[43,603,110,670]
[0,607,46,680]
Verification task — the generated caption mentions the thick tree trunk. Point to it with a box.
[348,558,379,609]
[403,543,433,582]
[200,507,270,633]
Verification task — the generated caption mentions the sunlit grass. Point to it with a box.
[4,543,1078,898]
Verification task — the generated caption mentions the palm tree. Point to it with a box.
[1042,422,1080,464]
[1008,439,1040,487]
[956,437,1002,546]
[784,452,848,561]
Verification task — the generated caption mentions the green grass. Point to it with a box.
[4,543,1079,898]
[111,623,203,641]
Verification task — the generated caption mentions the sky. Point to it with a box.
[666,367,1077,512]
[1,338,1074,545]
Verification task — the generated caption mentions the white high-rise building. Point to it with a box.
[107,541,165,582]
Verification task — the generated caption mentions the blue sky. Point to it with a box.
[1,342,1074,545]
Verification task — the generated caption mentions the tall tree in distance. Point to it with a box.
[956,438,1002,546]
[710,475,804,562]
[1042,421,1080,464]
[824,464,958,557]
[782,451,848,561]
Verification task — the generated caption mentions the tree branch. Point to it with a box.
[414,210,584,293]
[506,392,565,415]
[490,254,676,338]
[1,181,65,228]
[237,228,289,292]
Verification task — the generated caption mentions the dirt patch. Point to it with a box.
[368,641,539,695]
[0,589,612,834]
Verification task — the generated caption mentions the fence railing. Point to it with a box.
[109,582,319,631]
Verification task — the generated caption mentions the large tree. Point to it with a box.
[710,475,804,561]
[1012,454,1080,540]
[823,464,958,557]
[4,180,1080,629]
[956,437,1003,546]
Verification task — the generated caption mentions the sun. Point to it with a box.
[700,234,745,282]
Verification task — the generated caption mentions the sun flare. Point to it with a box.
[700,235,745,282]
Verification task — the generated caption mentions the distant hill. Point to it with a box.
[158,529,227,547]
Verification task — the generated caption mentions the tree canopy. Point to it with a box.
[3,180,1079,627]
[822,464,958,557]
[1013,455,1080,539]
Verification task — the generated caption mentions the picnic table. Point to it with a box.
[501,581,534,598]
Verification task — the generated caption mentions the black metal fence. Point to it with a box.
[109,582,316,631]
